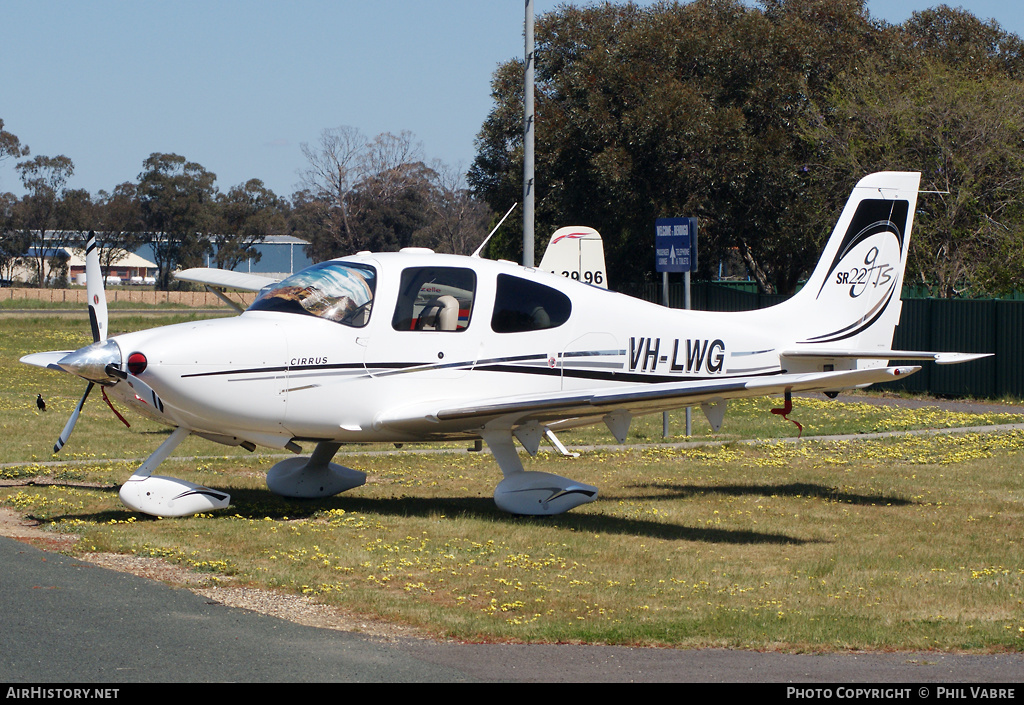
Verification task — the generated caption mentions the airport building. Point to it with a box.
[5,233,312,285]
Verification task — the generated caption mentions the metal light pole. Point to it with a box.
[523,0,535,267]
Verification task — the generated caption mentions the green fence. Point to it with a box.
[618,281,789,310]
[890,299,1023,399]
[622,282,1023,399]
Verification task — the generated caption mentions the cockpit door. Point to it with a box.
[362,265,481,380]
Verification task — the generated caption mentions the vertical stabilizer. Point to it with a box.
[539,227,608,288]
[772,172,921,353]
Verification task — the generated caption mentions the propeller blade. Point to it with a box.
[85,232,108,343]
[20,351,74,371]
[54,383,94,453]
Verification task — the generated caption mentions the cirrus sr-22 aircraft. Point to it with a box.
[22,172,988,518]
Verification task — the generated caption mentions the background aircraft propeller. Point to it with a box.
[53,232,112,454]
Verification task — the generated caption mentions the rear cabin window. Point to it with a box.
[391,267,476,332]
[491,274,572,333]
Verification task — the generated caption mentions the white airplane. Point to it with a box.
[22,172,988,518]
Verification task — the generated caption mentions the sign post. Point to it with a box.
[656,217,698,437]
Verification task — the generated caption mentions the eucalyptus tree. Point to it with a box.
[15,154,78,286]
[802,7,1024,297]
[414,161,493,255]
[899,5,1024,79]
[298,127,448,259]
[469,0,1010,296]
[471,0,894,292]
[298,125,367,257]
[0,191,30,282]
[0,118,29,166]
[137,153,217,289]
[213,178,287,271]
[94,182,146,285]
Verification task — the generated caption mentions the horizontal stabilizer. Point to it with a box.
[175,268,280,292]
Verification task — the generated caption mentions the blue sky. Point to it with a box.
[1,1,1021,199]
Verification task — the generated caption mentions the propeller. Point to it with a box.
[27,234,220,517]
[54,383,94,453]
[84,232,108,343]
[53,232,114,453]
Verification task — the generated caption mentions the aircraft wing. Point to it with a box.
[375,365,920,435]
[781,349,991,365]
[175,268,280,292]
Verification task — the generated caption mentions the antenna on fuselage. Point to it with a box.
[472,202,519,259]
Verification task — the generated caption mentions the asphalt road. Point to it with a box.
[3,536,1022,684]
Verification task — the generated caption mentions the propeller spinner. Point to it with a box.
[55,339,122,384]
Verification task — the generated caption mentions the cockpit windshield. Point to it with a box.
[246,261,376,327]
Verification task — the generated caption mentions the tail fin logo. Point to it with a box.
[802,198,910,345]
[834,242,895,299]
[816,199,909,301]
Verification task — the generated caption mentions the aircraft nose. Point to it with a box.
[57,339,123,384]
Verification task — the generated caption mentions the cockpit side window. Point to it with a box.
[391,267,476,332]
[247,261,376,328]
[491,274,572,333]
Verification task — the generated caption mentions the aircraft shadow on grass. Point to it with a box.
[629,481,916,508]
[50,487,817,545]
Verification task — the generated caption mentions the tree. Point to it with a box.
[468,1,932,293]
[899,5,1024,79]
[0,119,29,166]
[15,155,77,286]
[414,161,494,255]
[137,153,217,289]
[213,179,286,271]
[297,127,477,259]
[298,127,428,258]
[343,160,438,253]
[286,188,332,260]
[793,4,1024,298]
[803,62,1024,297]
[298,125,368,257]
[0,191,30,283]
[94,182,146,285]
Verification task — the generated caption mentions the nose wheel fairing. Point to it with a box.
[120,476,231,517]
[117,426,231,517]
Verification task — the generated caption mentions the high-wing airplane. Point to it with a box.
[21,172,988,518]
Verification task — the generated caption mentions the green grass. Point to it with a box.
[2,313,1022,651]
[0,298,235,311]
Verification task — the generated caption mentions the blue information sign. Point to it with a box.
[655,217,697,273]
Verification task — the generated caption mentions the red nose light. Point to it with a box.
[127,352,148,375]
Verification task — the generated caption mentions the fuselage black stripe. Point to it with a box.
[178,353,784,385]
